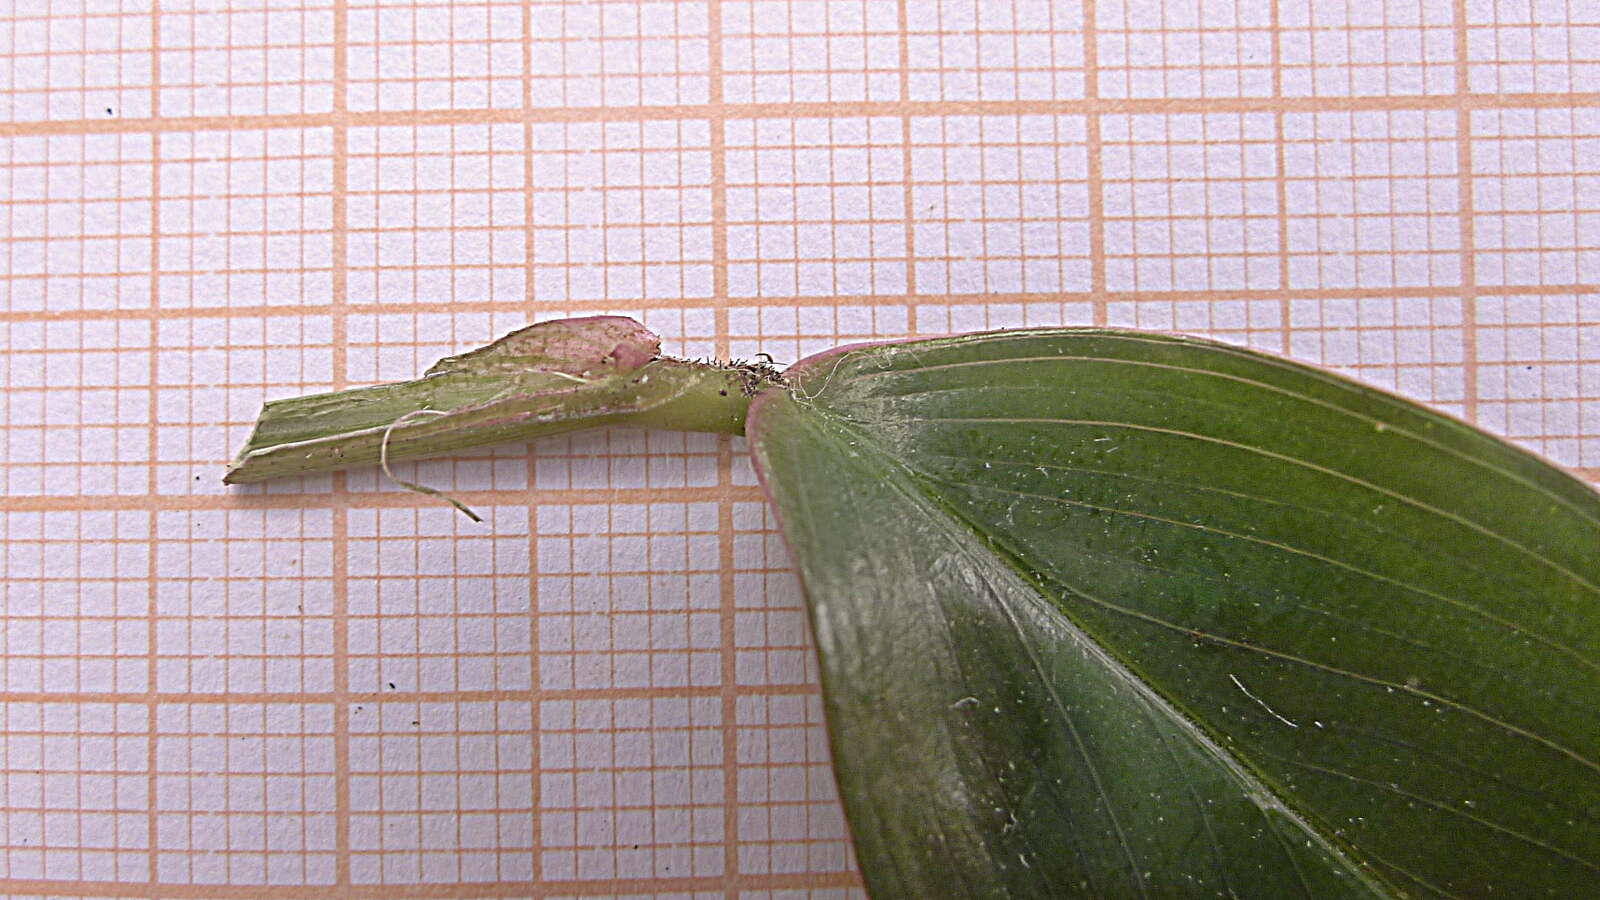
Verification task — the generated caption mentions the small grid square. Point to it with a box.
[732,502,813,689]
[0,318,151,497]
[1467,0,1600,94]
[1102,112,1280,292]
[0,702,149,882]
[726,117,906,298]
[1283,110,1462,290]
[1,510,150,694]
[1471,107,1600,286]
[1278,0,1456,97]
[154,509,336,694]
[529,1,711,108]
[347,506,531,694]
[347,0,523,111]
[535,503,722,692]
[155,314,334,496]
[539,696,724,881]
[0,133,154,314]
[2,0,153,122]
[735,693,849,877]
[347,123,527,305]
[1095,0,1274,99]
[1476,293,1600,467]
[530,120,714,302]
[1287,296,1468,416]
[721,0,900,104]
[349,700,534,884]
[1107,297,1285,352]
[156,128,335,309]
[156,703,337,885]
[158,0,336,117]
[906,0,1085,101]
[910,115,1092,295]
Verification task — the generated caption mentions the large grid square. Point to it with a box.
[1278,0,1455,97]
[732,883,864,890]
[156,128,335,309]
[155,703,336,885]
[1102,112,1279,291]
[347,506,531,694]
[347,0,523,111]
[2,0,153,121]
[1,132,153,314]
[532,428,722,492]
[732,502,812,689]
[343,310,534,498]
[524,308,722,494]
[727,302,909,364]
[154,508,336,694]
[1095,0,1273,99]
[539,696,724,881]
[735,693,849,877]
[530,120,714,302]
[1287,296,1468,416]
[158,0,336,117]
[529,1,711,108]
[726,116,906,298]
[349,700,534,884]
[0,318,150,497]
[906,0,1085,101]
[1476,293,1600,467]
[347,309,532,385]
[1107,297,1285,352]
[535,502,722,692]
[910,115,1092,295]
[155,313,333,496]
[721,0,900,104]
[1471,107,1600,286]
[911,299,1098,335]
[0,702,149,882]
[1,510,149,694]
[1467,1,1600,94]
[347,123,526,305]
[1283,110,1462,290]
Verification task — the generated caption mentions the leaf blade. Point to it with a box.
[749,329,1600,898]
[753,391,1385,899]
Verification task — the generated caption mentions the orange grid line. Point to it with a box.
[6,89,1600,140]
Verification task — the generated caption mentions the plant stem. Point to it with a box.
[223,317,778,485]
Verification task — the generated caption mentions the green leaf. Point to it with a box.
[747,328,1600,899]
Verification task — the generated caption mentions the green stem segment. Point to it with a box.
[223,316,777,485]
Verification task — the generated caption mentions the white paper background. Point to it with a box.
[1,0,1597,896]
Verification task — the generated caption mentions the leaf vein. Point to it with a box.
[905,415,1600,602]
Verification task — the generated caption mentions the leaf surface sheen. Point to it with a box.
[747,328,1600,899]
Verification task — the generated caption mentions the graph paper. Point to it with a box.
[1,0,1597,896]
